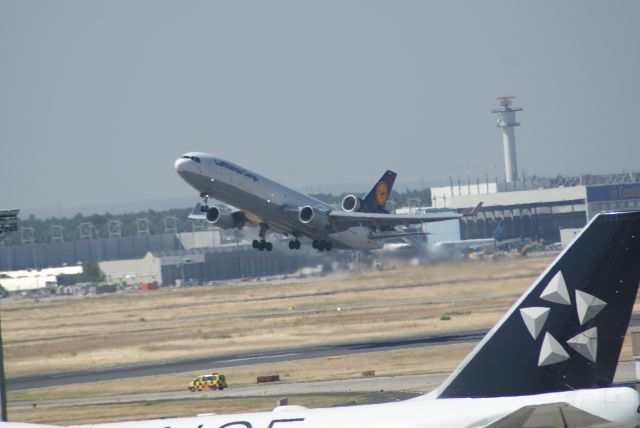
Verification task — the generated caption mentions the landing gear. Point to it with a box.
[199,193,210,211]
[253,239,273,252]
[312,239,332,252]
[288,240,301,250]
[253,223,273,252]
[288,233,301,250]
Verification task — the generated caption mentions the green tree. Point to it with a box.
[78,261,105,283]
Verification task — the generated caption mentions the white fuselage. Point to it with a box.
[175,153,384,250]
[61,387,639,428]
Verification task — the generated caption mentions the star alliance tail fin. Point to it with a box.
[436,211,640,398]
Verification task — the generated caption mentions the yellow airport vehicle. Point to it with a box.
[188,373,227,392]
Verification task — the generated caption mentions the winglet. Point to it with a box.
[463,202,483,217]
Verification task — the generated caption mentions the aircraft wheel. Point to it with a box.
[266,242,273,252]
[252,240,259,249]
[325,242,332,251]
[288,241,295,250]
[295,240,301,250]
[312,240,319,249]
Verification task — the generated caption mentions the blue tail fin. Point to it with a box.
[361,170,397,213]
[436,211,640,398]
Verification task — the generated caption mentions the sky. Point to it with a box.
[1,1,639,216]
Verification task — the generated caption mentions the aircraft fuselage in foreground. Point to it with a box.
[62,387,637,428]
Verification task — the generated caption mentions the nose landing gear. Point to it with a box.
[199,193,210,212]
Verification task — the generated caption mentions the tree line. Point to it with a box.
[4,189,431,245]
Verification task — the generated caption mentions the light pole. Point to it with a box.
[0,209,19,422]
[0,311,6,422]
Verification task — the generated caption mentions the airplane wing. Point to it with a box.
[483,402,610,427]
[327,202,481,232]
[187,202,207,220]
[369,230,429,240]
[188,203,291,235]
[327,211,464,232]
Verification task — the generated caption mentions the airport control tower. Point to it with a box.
[492,96,522,183]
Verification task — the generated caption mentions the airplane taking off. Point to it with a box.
[175,153,478,252]
[4,211,640,427]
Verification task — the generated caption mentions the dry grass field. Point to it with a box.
[2,256,551,377]
[3,254,640,424]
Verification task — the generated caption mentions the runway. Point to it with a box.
[7,361,639,411]
[8,328,486,391]
[9,312,640,391]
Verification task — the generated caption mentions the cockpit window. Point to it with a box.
[182,155,201,163]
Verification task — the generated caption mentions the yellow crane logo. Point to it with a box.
[375,181,389,206]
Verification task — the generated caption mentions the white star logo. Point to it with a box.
[519,269,606,367]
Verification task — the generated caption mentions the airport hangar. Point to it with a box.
[438,181,640,243]
[98,243,316,286]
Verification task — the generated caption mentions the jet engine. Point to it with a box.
[341,194,361,212]
[206,207,245,229]
[299,206,330,229]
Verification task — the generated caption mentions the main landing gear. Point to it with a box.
[253,239,273,252]
[312,239,332,252]
[288,233,301,250]
[253,223,273,252]
[288,240,301,250]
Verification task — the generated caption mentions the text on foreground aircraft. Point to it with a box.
[175,153,479,252]
[3,211,640,427]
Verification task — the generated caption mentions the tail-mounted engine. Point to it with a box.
[341,194,362,212]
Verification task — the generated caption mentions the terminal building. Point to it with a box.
[441,178,640,244]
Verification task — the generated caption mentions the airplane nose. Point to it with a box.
[175,157,190,173]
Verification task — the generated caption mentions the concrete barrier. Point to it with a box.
[257,375,280,384]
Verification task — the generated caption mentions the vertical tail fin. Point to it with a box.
[361,170,397,213]
[436,211,640,398]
